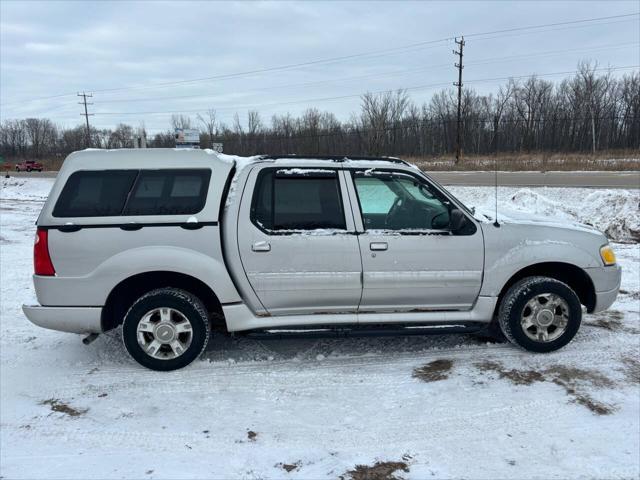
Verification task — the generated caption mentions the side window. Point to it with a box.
[353,171,451,231]
[251,169,346,231]
[124,169,211,216]
[53,170,137,217]
[353,176,398,215]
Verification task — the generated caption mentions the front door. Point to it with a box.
[348,168,484,312]
[237,166,362,316]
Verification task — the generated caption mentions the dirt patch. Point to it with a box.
[475,360,544,386]
[412,359,453,383]
[474,361,616,415]
[276,462,300,473]
[40,398,88,417]
[619,289,640,301]
[568,391,615,415]
[585,310,638,334]
[545,366,615,389]
[585,310,625,331]
[620,355,640,384]
[342,461,409,480]
[247,430,258,442]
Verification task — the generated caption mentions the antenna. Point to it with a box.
[493,154,500,227]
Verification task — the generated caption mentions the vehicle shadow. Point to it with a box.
[201,331,499,363]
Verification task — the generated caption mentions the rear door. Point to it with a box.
[348,168,484,312]
[237,166,362,316]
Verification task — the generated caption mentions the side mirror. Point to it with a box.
[449,208,466,233]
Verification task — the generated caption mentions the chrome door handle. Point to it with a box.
[370,242,388,251]
[252,241,271,252]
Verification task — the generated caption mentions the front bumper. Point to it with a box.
[585,265,622,313]
[22,305,103,334]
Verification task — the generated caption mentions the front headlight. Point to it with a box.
[600,245,617,266]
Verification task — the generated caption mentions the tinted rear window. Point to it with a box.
[123,169,211,216]
[251,169,345,230]
[53,170,137,217]
[53,168,211,217]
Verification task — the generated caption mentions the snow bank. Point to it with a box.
[450,186,640,242]
[0,177,53,201]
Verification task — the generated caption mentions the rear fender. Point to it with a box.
[35,246,241,306]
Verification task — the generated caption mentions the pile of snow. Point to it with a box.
[450,186,640,242]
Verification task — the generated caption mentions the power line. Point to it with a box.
[464,12,638,38]
[88,41,639,106]
[7,40,637,123]
[84,13,640,96]
[91,65,639,117]
[2,12,637,107]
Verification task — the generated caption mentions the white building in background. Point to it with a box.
[175,128,200,149]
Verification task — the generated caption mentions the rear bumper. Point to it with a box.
[22,305,103,334]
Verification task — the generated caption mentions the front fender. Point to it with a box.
[479,223,604,297]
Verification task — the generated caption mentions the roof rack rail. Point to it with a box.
[259,154,410,165]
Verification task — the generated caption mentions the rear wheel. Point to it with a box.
[498,276,581,353]
[122,288,210,371]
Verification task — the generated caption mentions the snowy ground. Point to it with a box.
[1,177,638,479]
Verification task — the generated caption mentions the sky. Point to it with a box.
[1,0,639,134]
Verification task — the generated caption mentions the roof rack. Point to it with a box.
[259,154,410,166]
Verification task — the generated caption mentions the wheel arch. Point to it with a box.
[495,262,596,316]
[101,271,226,332]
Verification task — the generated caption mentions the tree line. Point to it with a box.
[1,63,638,161]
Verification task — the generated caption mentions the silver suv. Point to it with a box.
[23,149,621,370]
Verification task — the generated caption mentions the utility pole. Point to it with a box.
[453,36,465,163]
[78,92,94,148]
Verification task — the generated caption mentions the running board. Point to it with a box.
[243,322,486,340]
[222,297,498,333]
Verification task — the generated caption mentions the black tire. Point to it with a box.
[15,167,20,172]
[122,288,210,371]
[498,276,581,353]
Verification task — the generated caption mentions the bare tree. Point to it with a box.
[171,114,192,130]
[24,118,57,158]
[1,65,638,161]
[197,109,217,148]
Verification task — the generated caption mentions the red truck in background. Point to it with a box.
[15,160,43,172]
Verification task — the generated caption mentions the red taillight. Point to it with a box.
[34,228,55,276]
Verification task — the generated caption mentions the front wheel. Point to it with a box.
[498,276,581,353]
[122,288,210,371]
